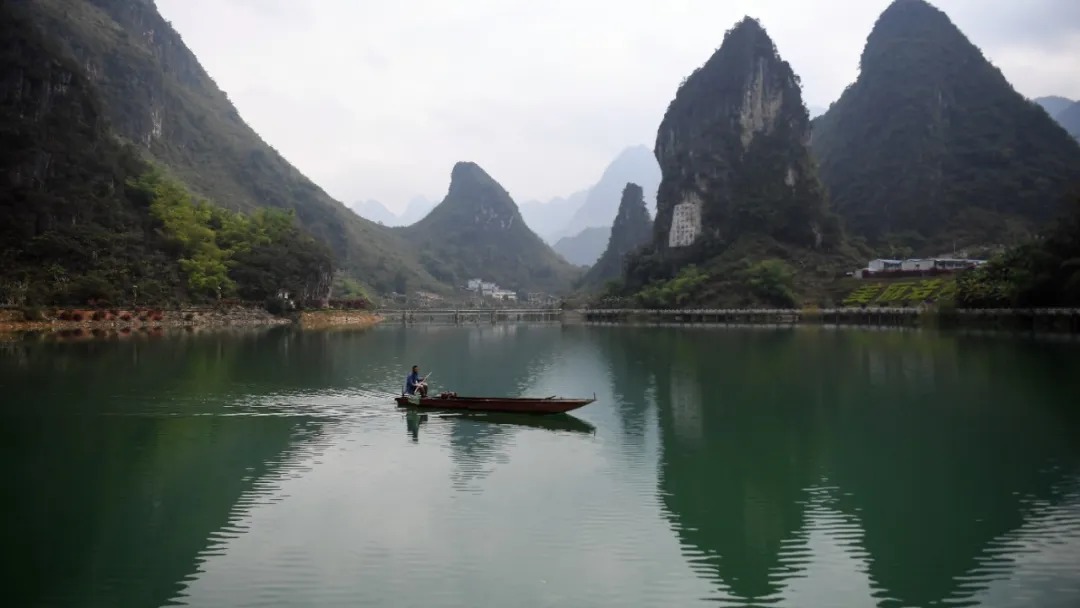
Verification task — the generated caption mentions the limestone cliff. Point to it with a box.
[399,163,580,293]
[582,183,653,287]
[609,17,857,307]
[651,18,836,256]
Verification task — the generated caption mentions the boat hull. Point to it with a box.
[395,395,594,415]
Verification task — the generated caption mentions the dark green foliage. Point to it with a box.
[0,9,309,306]
[133,169,334,304]
[612,231,861,309]
[635,266,710,308]
[580,183,653,288]
[399,162,580,293]
[1,2,337,307]
[0,2,182,306]
[811,0,1080,252]
[742,259,798,307]
[21,0,442,294]
[956,197,1080,308]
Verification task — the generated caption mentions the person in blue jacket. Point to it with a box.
[404,365,428,397]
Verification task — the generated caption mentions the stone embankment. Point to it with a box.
[0,306,383,333]
[297,310,382,330]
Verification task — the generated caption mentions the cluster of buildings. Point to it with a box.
[854,257,986,278]
[465,278,518,302]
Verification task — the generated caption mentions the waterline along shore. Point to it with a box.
[5,304,1080,334]
[348,306,1080,333]
[0,306,383,334]
[578,307,1080,333]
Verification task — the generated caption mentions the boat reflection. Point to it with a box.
[403,409,595,441]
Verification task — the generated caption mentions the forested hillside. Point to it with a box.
[400,163,580,293]
[956,197,1080,308]
[17,0,441,294]
[1,2,331,307]
[811,0,1080,254]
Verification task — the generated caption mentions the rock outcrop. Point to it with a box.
[400,163,580,293]
[811,0,1080,250]
[582,183,653,287]
[652,17,835,256]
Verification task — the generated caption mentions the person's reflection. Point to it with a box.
[405,410,428,442]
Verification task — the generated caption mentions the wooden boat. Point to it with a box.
[395,392,595,415]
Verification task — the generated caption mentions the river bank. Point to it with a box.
[577,307,1080,333]
[0,306,383,334]
[296,310,383,330]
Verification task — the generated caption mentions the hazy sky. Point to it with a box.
[155,0,1080,213]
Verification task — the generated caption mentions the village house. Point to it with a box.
[857,257,986,278]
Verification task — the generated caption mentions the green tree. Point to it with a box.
[742,260,798,307]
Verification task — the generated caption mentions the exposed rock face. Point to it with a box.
[652,17,833,255]
[0,7,105,194]
[583,183,654,286]
[811,0,1080,249]
[401,163,579,293]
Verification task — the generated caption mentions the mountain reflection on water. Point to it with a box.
[1,324,1077,607]
[638,327,1080,607]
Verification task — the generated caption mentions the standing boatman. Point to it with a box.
[404,365,429,398]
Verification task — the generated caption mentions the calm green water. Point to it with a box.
[2,324,1079,608]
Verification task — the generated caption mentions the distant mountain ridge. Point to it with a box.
[1055,102,1080,141]
[556,146,661,241]
[519,146,660,244]
[1034,96,1075,119]
[398,163,580,293]
[399,196,437,225]
[350,200,397,225]
[553,227,610,267]
[349,196,436,227]
[520,190,588,244]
